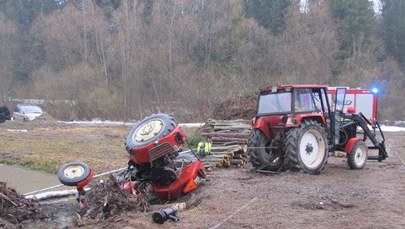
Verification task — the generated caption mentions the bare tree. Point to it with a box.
[0,13,17,103]
[277,1,339,84]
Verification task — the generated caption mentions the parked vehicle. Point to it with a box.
[0,106,12,123]
[248,85,388,175]
[13,104,43,121]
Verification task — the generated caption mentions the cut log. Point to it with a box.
[212,137,248,143]
[210,154,231,158]
[223,141,240,146]
[229,145,243,152]
[202,132,250,139]
[207,119,250,125]
[201,158,227,163]
[211,145,241,152]
[210,151,235,158]
[213,126,250,131]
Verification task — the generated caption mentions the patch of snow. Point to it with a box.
[58,120,205,128]
[379,125,405,132]
[58,120,134,126]
[6,129,28,132]
[178,123,205,128]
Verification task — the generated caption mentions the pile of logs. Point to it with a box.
[201,145,248,170]
[199,119,251,170]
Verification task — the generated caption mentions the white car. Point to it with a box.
[13,105,43,121]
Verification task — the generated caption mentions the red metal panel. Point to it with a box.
[344,138,362,154]
[153,160,205,200]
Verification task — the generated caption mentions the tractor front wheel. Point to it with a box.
[347,140,368,169]
[248,129,284,171]
[57,162,92,187]
[284,120,328,175]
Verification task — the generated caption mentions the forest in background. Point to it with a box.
[0,0,404,121]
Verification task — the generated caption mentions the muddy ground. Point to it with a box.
[1,120,405,229]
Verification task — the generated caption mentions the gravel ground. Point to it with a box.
[1,121,404,229]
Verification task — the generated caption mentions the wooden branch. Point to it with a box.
[0,193,17,207]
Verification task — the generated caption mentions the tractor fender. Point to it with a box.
[344,138,362,154]
[251,117,271,139]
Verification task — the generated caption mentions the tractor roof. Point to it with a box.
[258,84,328,93]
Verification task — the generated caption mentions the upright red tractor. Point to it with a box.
[248,85,388,175]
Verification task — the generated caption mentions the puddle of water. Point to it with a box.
[0,164,64,194]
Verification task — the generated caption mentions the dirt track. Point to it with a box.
[1,123,405,228]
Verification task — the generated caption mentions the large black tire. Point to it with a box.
[283,120,328,175]
[57,162,92,186]
[347,140,368,169]
[248,129,284,171]
[125,113,177,152]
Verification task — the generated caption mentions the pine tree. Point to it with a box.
[330,0,375,59]
[243,0,291,35]
[382,0,405,65]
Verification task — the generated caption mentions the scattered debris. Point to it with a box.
[0,182,48,226]
[152,206,180,224]
[74,175,149,226]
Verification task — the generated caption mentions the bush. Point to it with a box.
[187,131,204,148]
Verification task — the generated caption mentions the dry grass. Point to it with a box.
[0,121,201,174]
[0,123,130,174]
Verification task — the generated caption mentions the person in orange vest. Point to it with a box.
[197,137,212,158]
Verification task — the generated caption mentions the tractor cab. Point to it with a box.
[256,85,329,116]
[253,85,331,136]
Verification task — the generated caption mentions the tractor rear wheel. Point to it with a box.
[347,140,368,169]
[125,113,177,151]
[284,120,328,175]
[248,129,284,171]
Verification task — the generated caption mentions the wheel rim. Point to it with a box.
[354,144,367,165]
[299,130,325,169]
[134,119,164,142]
[63,165,85,179]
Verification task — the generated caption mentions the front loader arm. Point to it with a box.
[344,112,388,162]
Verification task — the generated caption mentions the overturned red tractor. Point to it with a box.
[248,85,388,175]
[58,113,206,204]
